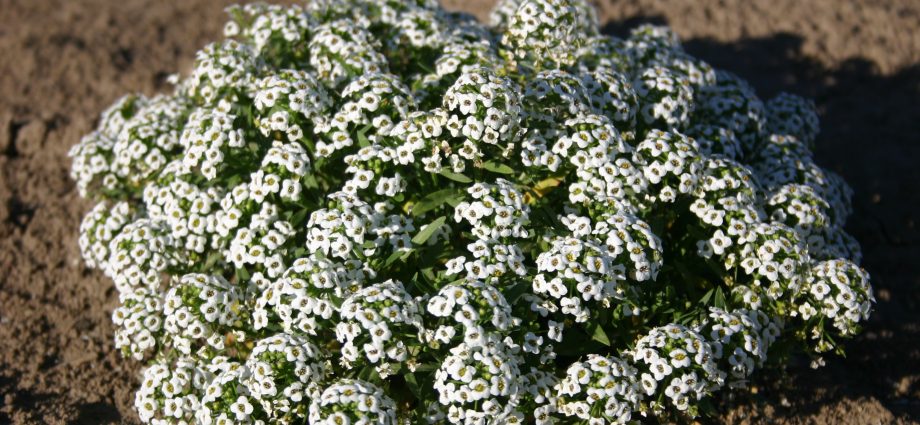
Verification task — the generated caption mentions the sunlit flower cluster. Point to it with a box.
[630,324,722,415]
[71,0,872,423]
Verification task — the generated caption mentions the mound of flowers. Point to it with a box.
[70,0,873,423]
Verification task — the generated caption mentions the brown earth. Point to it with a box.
[0,0,918,423]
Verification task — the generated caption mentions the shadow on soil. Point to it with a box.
[604,15,920,423]
[75,401,124,424]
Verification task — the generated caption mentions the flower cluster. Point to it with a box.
[634,129,702,203]
[308,379,397,424]
[336,280,425,374]
[71,0,872,423]
[427,279,515,346]
[794,259,873,353]
[443,67,523,162]
[432,336,524,423]
[502,0,596,68]
[532,211,662,322]
[633,67,695,131]
[699,308,779,388]
[79,201,134,269]
[553,354,641,423]
[244,333,329,420]
[135,356,210,423]
[630,324,722,415]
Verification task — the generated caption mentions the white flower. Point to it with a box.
[229,396,253,421]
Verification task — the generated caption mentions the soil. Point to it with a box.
[0,0,917,424]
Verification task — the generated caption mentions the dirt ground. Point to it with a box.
[0,0,918,423]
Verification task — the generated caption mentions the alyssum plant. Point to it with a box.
[70,0,873,423]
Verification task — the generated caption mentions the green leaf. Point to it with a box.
[714,287,727,309]
[413,362,437,373]
[419,267,439,290]
[203,251,222,271]
[700,288,715,305]
[538,204,563,228]
[411,216,446,245]
[411,188,464,217]
[482,160,514,174]
[525,176,564,203]
[554,330,593,355]
[676,310,699,325]
[357,365,379,382]
[235,266,251,282]
[415,239,449,268]
[501,282,530,304]
[588,323,611,346]
[382,248,413,269]
[356,124,373,148]
[444,195,465,208]
[439,170,472,183]
[226,174,242,188]
[290,208,310,227]
[302,174,319,190]
[698,397,717,417]
[404,373,421,399]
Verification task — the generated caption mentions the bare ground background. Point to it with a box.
[0,0,918,423]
